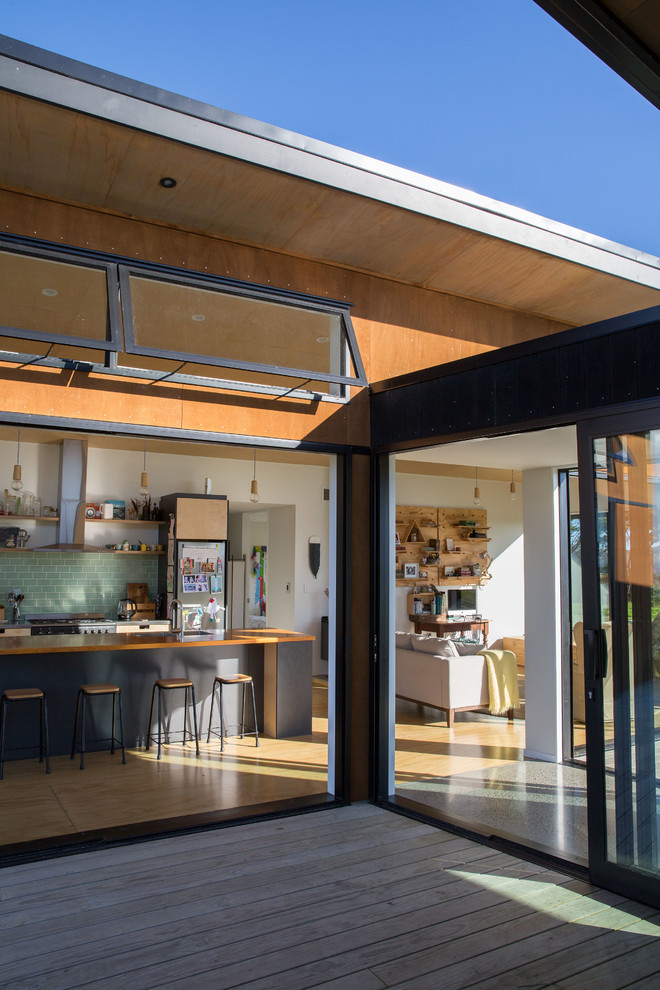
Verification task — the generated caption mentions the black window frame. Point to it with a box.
[118,264,366,389]
[0,239,122,352]
[0,234,367,393]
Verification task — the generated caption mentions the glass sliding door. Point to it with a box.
[578,411,660,905]
[560,468,586,762]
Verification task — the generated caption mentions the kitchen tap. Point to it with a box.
[8,589,24,623]
[169,598,184,641]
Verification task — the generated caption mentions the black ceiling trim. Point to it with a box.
[533,0,660,112]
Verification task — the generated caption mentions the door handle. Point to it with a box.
[584,627,608,680]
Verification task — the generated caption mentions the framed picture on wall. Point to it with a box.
[403,562,419,579]
[444,565,455,577]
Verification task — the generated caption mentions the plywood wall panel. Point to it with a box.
[0,364,370,447]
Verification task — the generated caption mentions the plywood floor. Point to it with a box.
[0,680,329,848]
[2,802,660,989]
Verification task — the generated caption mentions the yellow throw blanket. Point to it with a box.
[480,649,519,715]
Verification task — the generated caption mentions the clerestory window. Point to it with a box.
[0,238,365,397]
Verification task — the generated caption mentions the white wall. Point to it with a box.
[0,438,61,524]
[265,505,296,631]
[522,467,563,763]
[395,470,525,646]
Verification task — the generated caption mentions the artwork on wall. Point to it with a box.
[403,562,419,579]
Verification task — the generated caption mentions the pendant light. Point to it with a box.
[11,426,23,491]
[472,466,480,506]
[139,440,149,496]
[509,469,517,501]
[250,449,260,503]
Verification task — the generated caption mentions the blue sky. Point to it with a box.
[3,0,659,256]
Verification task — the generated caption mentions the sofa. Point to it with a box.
[395,631,516,727]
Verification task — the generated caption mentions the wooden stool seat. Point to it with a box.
[146,677,200,760]
[207,671,259,752]
[81,683,121,696]
[3,687,44,701]
[0,687,50,779]
[71,682,126,770]
[155,678,194,689]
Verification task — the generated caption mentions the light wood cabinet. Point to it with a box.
[159,494,228,540]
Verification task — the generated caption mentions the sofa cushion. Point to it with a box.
[411,635,459,657]
[395,631,414,650]
[454,641,482,656]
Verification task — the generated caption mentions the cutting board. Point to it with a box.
[127,582,149,603]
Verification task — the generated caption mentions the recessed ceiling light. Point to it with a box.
[159,176,177,188]
[191,313,206,322]
[316,336,329,343]
[41,288,58,297]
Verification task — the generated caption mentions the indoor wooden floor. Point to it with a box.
[0,679,329,849]
[394,700,526,783]
[2,802,660,989]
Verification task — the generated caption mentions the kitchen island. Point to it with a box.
[0,628,314,758]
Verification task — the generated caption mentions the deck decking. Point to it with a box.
[2,802,660,989]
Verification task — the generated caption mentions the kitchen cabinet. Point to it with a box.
[160,494,228,541]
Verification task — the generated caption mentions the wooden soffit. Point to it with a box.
[1,36,660,328]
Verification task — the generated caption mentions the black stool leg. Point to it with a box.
[70,689,82,762]
[190,683,200,756]
[250,680,259,748]
[157,684,163,759]
[145,683,157,752]
[220,681,225,753]
[42,695,51,774]
[206,678,217,743]
[117,690,127,764]
[182,686,189,746]
[0,696,6,780]
[110,692,116,755]
[240,683,246,740]
[79,691,86,770]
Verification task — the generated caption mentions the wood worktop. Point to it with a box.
[0,628,314,655]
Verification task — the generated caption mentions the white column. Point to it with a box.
[522,467,563,762]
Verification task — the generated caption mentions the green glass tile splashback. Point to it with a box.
[1,552,159,616]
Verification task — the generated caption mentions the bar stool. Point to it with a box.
[0,688,50,779]
[146,678,200,760]
[207,672,259,752]
[70,683,126,770]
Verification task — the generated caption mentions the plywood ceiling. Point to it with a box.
[2,87,660,328]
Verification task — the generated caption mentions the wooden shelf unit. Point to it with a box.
[396,505,490,586]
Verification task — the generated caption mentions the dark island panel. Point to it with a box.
[0,631,313,759]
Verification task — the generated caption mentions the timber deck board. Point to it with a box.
[1,804,659,990]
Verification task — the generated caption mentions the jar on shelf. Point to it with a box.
[15,491,34,516]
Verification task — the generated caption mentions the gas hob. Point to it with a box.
[29,614,117,635]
